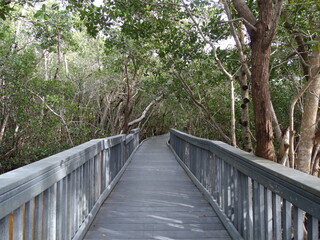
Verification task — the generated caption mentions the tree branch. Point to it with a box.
[222,0,252,78]
[219,17,257,32]
[183,3,233,81]
[128,95,163,127]
[231,0,257,33]
[172,70,232,144]
[266,0,283,46]
[28,89,74,146]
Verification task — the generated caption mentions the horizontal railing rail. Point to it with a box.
[169,129,320,240]
[0,129,140,240]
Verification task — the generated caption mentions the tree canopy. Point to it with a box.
[0,0,320,176]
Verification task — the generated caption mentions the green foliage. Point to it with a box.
[0,0,14,20]
[1,0,319,173]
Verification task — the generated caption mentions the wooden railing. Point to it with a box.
[169,129,320,240]
[0,129,140,240]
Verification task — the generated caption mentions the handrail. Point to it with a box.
[169,129,320,240]
[0,129,140,240]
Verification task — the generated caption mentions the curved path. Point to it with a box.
[84,135,231,240]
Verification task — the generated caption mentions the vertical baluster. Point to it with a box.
[77,167,81,229]
[264,189,272,240]
[237,171,244,235]
[72,171,76,237]
[241,175,253,240]
[230,166,235,223]
[0,215,10,240]
[101,150,106,192]
[253,181,265,240]
[75,168,79,230]
[43,188,50,239]
[90,158,95,209]
[51,184,57,239]
[95,155,99,202]
[116,143,120,174]
[62,177,68,240]
[43,185,57,240]
[12,206,23,240]
[223,162,228,216]
[282,199,292,240]
[24,199,33,240]
[233,169,239,227]
[190,144,194,175]
[294,208,304,240]
[34,194,43,240]
[199,149,203,184]
[306,214,318,240]
[88,159,92,210]
[216,157,221,206]
[202,150,207,188]
[56,181,63,240]
[209,152,215,196]
[85,161,89,218]
[196,148,201,181]
[185,140,188,167]
[79,165,84,225]
[272,194,281,240]
[105,148,110,188]
[193,145,196,176]
[99,151,103,194]
[111,146,115,182]
[221,158,225,212]
[66,174,72,239]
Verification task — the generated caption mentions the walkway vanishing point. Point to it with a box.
[0,129,319,240]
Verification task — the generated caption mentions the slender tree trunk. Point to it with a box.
[64,54,69,76]
[122,60,131,134]
[238,69,253,152]
[230,78,236,147]
[0,112,9,144]
[251,40,275,160]
[44,51,49,81]
[296,35,320,173]
[237,24,252,152]
[54,33,61,80]
[128,95,163,127]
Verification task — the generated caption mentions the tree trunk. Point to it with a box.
[296,35,320,173]
[251,39,275,160]
[232,0,282,160]
[0,112,9,144]
[230,78,236,147]
[237,24,252,152]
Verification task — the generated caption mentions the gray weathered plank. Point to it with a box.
[84,135,231,240]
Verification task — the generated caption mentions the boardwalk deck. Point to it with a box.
[84,135,231,240]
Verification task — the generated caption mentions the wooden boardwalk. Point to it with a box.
[84,135,231,240]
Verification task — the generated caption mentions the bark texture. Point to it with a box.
[251,41,275,159]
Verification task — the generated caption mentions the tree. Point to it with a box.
[230,0,283,160]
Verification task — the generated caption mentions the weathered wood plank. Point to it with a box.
[306,214,318,240]
[0,215,10,240]
[13,206,23,240]
[34,194,43,240]
[24,200,33,240]
[282,199,292,240]
[294,208,304,240]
